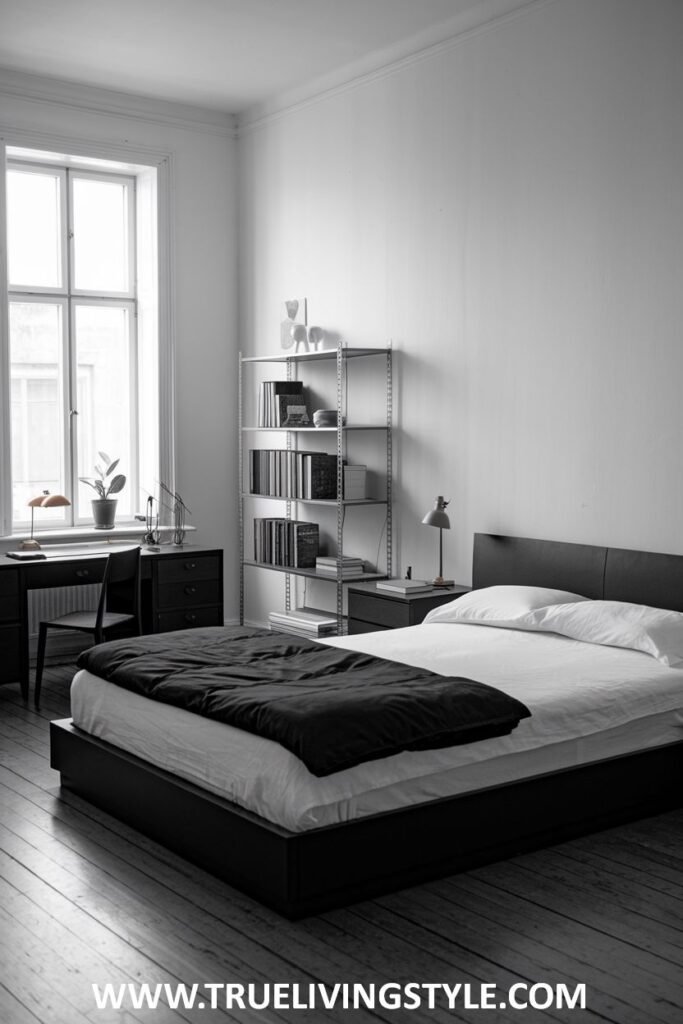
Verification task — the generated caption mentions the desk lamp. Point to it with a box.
[422,495,454,587]
[21,491,71,550]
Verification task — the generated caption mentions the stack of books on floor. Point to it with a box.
[376,578,434,594]
[268,607,341,638]
[315,555,366,578]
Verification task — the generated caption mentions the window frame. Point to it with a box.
[6,161,69,296]
[0,139,172,540]
[8,293,70,528]
[70,294,139,525]
[67,167,137,301]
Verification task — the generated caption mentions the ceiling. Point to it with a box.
[0,0,496,115]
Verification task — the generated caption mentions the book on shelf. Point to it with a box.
[375,579,433,594]
[258,380,305,427]
[249,450,338,500]
[253,518,319,568]
[268,607,339,637]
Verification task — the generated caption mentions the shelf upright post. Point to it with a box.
[285,355,293,613]
[336,340,345,632]
[386,343,393,579]
[238,351,245,625]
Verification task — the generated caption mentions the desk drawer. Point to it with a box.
[156,579,222,610]
[0,624,21,683]
[0,570,19,598]
[28,559,105,589]
[0,571,20,623]
[156,605,223,632]
[157,555,220,585]
[0,594,20,622]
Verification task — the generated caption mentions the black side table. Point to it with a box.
[347,581,471,633]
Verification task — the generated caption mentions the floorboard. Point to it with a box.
[1,666,682,1024]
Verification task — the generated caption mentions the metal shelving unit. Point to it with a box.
[238,341,393,633]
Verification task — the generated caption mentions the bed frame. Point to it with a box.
[50,533,683,918]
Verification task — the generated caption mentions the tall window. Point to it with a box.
[5,156,149,529]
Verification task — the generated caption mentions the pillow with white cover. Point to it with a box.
[423,585,589,626]
[523,600,683,667]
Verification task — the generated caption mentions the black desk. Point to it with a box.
[0,545,223,700]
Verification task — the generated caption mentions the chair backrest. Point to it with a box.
[95,547,142,633]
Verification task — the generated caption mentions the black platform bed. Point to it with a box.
[50,533,683,918]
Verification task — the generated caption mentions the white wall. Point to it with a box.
[0,75,239,610]
[238,0,683,614]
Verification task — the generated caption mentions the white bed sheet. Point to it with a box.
[70,622,683,832]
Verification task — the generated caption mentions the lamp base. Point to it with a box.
[20,538,42,551]
[432,576,454,588]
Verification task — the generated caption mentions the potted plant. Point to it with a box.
[80,452,126,530]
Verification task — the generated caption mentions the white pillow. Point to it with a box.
[423,585,589,626]
[524,600,683,667]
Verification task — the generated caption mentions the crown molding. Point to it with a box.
[0,67,236,139]
[238,0,555,135]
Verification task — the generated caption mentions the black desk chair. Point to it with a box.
[34,546,142,708]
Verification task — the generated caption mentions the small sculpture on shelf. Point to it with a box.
[290,323,327,353]
[280,297,307,350]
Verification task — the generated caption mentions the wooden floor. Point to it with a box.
[1,665,682,1024]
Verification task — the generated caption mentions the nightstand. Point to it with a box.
[347,581,471,633]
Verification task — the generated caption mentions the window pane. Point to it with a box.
[73,177,130,292]
[7,170,63,288]
[75,305,133,518]
[9,302,67,525]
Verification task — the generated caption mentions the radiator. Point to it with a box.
[28,584,100,638]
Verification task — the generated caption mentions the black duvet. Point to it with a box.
[78,626,531,776]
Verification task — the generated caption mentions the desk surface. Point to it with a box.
[1,543,213,569]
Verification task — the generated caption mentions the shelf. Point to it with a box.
[242,425,388,432]
[239,340,393,631]
[242,494,388,506]
[241,347,388,364]
[243,560,386,583]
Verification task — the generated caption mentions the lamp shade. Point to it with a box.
[421,495,451,530]
[38,492,70,509]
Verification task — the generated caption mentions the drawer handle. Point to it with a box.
[184,562,196,571]
[184,613,197,623]
[75,569,90,578]
[184,585,197,595]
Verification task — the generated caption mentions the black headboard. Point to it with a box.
[473,533,683,612]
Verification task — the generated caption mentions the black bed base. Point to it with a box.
[50,719,683,919]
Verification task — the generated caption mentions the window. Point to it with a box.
[3,150,160,533]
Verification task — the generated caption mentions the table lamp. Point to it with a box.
[21,491,71,550]
[421,495,454,587]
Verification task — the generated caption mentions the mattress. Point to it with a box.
[70,622,683,832]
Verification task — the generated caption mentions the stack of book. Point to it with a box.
[268,607,340,638]
[249,450,337,499]
[258,380,308,427]
[315,555,366,578]
[253,518,319,568]
[376,579,433,594]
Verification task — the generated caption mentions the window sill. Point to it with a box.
[1,523,196,545]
